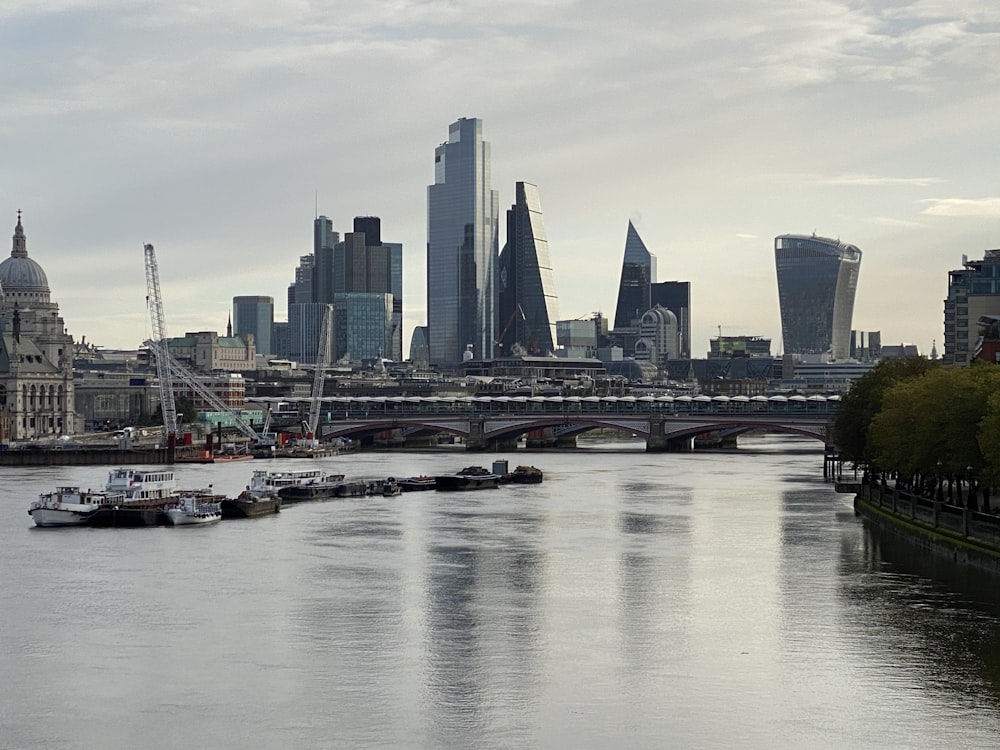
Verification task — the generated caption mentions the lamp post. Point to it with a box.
[936,459,944,502]
[967,465,976,511]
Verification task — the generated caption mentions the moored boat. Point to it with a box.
[88,467,182,526]
[398,476,436,492]
[220,492,282,519]
[510,465,544,484]
[164,491,224,526]
[277,475,346,502]
[28,486,126,527]
[247,468,342,500]
[435,466,501,491]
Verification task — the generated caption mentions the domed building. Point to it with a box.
[634,304,680,372]
[0,212,76,441]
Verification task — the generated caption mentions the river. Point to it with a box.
[3,434,1000,749]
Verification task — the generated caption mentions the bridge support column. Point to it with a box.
[646,418,694,452]
[526,427,556,449]
[555,435,577,449]
[465,419,488,451]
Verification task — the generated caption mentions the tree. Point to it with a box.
[832,357,938,465]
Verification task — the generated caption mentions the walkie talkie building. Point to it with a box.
[774,234,862,361]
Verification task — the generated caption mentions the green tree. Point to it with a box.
[832,356,938,465]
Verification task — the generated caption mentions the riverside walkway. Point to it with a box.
[251,393,839,451]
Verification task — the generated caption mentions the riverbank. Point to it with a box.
[853,481,1000,576]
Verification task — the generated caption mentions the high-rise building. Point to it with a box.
[650,281,690,358]
[313,215,339,305]
[774,233,862,361]
[497,182,560,356]
[944,250,1000,365]
[233,295,274,357]
[332,292,394,363]
[427,117,499,368]
[613,221,657,331]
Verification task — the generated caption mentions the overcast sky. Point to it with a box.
[3,0,999,357]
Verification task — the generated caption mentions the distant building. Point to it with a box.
[332,292,394,363]
[650,281,690,358]
[409,326,429,369]
[233,295,274,357]
[166,331,257,373]
[634,305,680,370]
[497,182,560,357]
[849,330,881,362]
[0,212,76,440]
[427,117,500,368]
[708,336,771,358]
[943,250,1000,365]
[613,221,657,331]
[774,233,861,361]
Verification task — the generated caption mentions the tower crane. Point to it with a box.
[143,244,178,440]
[143,243,264,445]
[305,304,332,442]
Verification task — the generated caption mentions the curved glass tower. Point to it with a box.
[774,234,861,361]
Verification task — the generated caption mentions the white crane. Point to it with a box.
[143,243,178,439]
[305,304,333,441]
[143,243,263,445]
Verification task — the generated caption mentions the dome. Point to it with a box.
[0,212,49,292]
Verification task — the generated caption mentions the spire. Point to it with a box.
[12,209,27,258]
[227,315,232,338]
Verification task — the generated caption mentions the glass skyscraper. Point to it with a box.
[613,221,657,331]
[774,234,862,361]
[497,182,560,356]
[232,295,274,357]
[427,117,499,368]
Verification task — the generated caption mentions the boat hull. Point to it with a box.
[220,496,282,519]
[434,474,500,491]
[29,507,93,527]
[278,483,343,502]
[85,506,167,527]
[165,509,222,526]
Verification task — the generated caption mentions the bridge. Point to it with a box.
[249,394,838,452]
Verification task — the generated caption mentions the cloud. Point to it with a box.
[919,198,1000,217]
[825,174,946,187]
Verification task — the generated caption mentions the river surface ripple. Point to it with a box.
[3,434,1000,749]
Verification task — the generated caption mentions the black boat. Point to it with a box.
[435,466,501,491]
[221,493,282,518]
[277,477,345,502]
[398,476,436,492]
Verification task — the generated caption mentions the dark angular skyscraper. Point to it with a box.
[497,182,560,356]
[774,233,862,361]
[613,221,657,331]
[650,280,690,358]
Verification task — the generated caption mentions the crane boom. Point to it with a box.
[306,304,332,439]
[143,244,178,438]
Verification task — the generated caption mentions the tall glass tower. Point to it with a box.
[613,221,657,331]
[774,234,862,361]
[427,117,499,368]
[232,295,274,356]
[497,182,560,356]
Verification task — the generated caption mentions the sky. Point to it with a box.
[3,0,1000,357]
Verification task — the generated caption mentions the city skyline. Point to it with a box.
[5,3,1000,355]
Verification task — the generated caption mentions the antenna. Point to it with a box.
[314,190,318,219]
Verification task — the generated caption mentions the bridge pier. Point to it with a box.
[526,427,556,449]
[646,417,694,452]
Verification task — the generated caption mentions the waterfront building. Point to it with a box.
[497,182,560,357]
[774,233,862,361]
[233,295,274,357]
[427,117,500,368]
[0,212,76,440]
[613,221,657,331]
[634,305,680,370]
[943,250,1000,365]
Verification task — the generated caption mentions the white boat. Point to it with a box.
[164,491,223,526]
[105,467,179,501]
[28,486,126,527]
[247,468,341,499]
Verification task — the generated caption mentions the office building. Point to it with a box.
[332,292,394,362]
[650,280,690,358]
[613,221,657,331]
[313,215,339,305]
[233,295,274,357]
[774,233,862,361]
[944,250,1000,365]
[497,182,560,356]
[634,305,680,369]
[427,117,500,368]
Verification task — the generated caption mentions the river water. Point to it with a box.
[3,434,1000,749]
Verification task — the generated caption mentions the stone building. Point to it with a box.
[0,212,76,441]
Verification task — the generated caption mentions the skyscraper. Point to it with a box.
[613,221,657,331]
[944,249,1000,365]
[313,215,339,305]
[650,281,690,358]
[774,233,862,361]
[233,295,274,357]
[497,182,560,356]
[427,117,499,368]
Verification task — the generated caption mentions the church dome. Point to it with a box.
[0,212,49,292]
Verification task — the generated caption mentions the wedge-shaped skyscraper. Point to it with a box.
[774,234,862,361]
[497,182,560,356]
[613,221,657,331]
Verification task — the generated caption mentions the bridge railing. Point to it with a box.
[251,394,839,420]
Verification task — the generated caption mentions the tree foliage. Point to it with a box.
[832,356,938,464]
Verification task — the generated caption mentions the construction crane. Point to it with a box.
[143,243,263,445]
[143,243,178,440]
[305,304,332,441]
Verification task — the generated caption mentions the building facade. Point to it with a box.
[613,221,657,331]
[427,117,500,368]
[774,233,862,361]
[332,292,394,363]
[497,182,560,357]
[634,305,680,370]
[650,281,690,359]
[0,212,76,440]
[166,331,257,373]
[943,250,1000,365]
[233,295,274,357]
